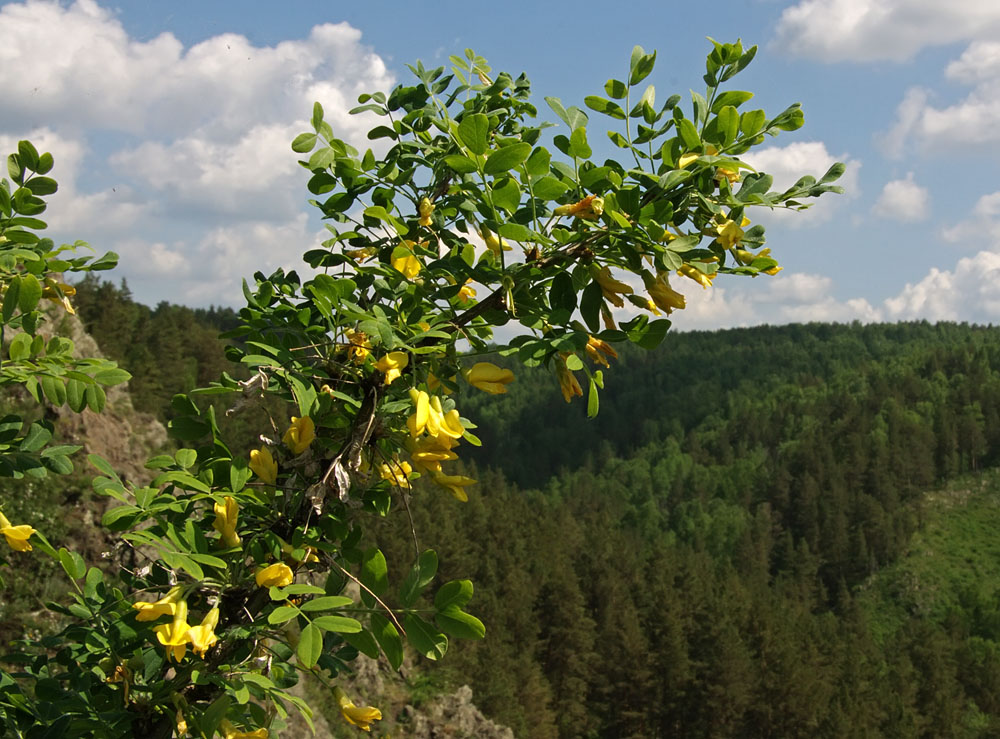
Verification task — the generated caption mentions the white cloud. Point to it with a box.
[883,251,1000,321]
[740,141,860,226]
[675,272,879,330]
[0,0,396,306]
[884,41,1000,154]
[772,0,1000,62]
[873,173,930,221]
[941,190,1000,248]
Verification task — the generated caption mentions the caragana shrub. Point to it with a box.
[0,40,841,737]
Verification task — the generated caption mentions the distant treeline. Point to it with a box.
[70,280,1000,736]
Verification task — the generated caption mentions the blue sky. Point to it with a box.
[2,0,1000,330]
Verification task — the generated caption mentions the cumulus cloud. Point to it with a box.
[0,0,395,306]
[883,251,1000,321]
[673,272,880,331]
[883,40,1000,155]
[740,141,860,226]
[873,173,930,221]
[772,0,1000,62]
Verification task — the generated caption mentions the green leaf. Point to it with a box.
[174,448,197,469]
[102,505,141,531]
[580,281,604,333]
[399,549,438,607]
[360,548,388,606]
[604,78,627,99]
[17,141,39,170]
[549,272,577,314]
[8,333,31,361]
[19,422,51,452]
[718,105,739,146]
[311,615,362,633]
[92,366,131,387]
[712,90,754,113]
[300,595,354,613]
[491,177,521,213]
[567,128,592,159]
[443,154,478,174]
[23,176,57,196]
[523,147,551,176]
[532,176,569,201]
[371,613,403,670]
[17,274,41,314]
[584,96,626,120]
[267,605,301,625]
[678,119,701,150]
[587,376,600,418]
[297,622,323,668]
[85,384,107,413]
[434,579,473,610]
[291,133,317,153]
[629,47,656,85]
[484,143,532,176]
[343,629,381,659]
[403,614,448,660]
[458,113,490,155]
[2,277,19,322]
[435,606,486,640]
[58,547,86,580]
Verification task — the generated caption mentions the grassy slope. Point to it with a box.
[858,467,1000,642]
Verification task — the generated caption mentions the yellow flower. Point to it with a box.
[213,496,241,548]
[375,351,409,385]
[716,165,741,185]
[408,388,431,438]
[379,459,413,490]
[281,541,320,565]
[0,511,35,552]
[431,470,476,502]
[106,662,132,702]
[678,152,700,168]
[645,271,686,314]
[345,329,371,363]
[426,372,454,394]
[677,264,715,289]
[256,562,295,588]
[249,446,278,484]
[391,243,422,279]
[431,395,465,440]
[418,196,435,227]
[406,435,459,475]
[153,600,191,662]
[553,194,604,221]
[715,216,751,249]
[481,227,512,257]
[335,687,382,733]
[463,362,515,394]
[555,355,583,403]
[584,336,618,368]
[41,280,76,315]
[590,265,634,308]
[283,416,315,456]
[458,280,477,303]
[344,246,375,262]
[220,720,269,739]
[186,607,220,658]
[133,585,184,622]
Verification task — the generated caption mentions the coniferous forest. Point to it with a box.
[69,279,1000,737]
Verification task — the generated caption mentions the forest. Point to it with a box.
[58,278,1000,738]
